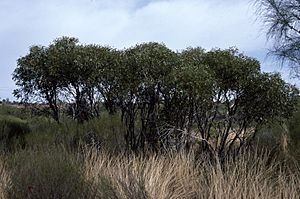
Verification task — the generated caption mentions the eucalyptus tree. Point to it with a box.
[13,45,61,122]
[46,37,91,122]
[119,42,177,151]
[199,48,261,156]
[160,47,214,150]
[199,48,299,157]
[13,37,299,155]
[14,37,104,122]
[238,72,299,136]
[47,37,108,122]
[93,47,122,115]
[75,44,102,118]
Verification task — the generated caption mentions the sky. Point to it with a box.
[0,0,298,100]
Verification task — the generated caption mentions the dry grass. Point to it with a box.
[84,151,200,199]
[0,148,299,198]
[0,158,10,199]
[84,149,300,199]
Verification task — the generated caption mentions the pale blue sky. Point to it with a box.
[0,0,298,100]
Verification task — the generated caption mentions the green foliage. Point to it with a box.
[289,111,300,143]
[254,123,286,150]
[0,115,30,151]
[240,72,299,124]
[287,107,300,160]
[13,44,61,122]
[12,37,299,155]
[6,148,91,199]
[203,48,260,90]
[118,43,178,150]
[16,111,125,153]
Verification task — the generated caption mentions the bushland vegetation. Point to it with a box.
[0,101,300,198]
[0,37,299,198]
[12,37,299,156]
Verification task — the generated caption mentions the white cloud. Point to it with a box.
[1,0,265,49]
[115,0,266,51]
[0,0,296,99]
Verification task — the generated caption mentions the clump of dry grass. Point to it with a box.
[84,149,300,199]
[0,147,299,199]
[0,158,10,199]
[198,151,300,199]
[84,150,199,198]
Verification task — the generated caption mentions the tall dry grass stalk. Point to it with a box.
[0,147,299,198]
[84,149,300,199]
[0,158,10,199]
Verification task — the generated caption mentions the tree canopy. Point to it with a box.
[12,37,299,154]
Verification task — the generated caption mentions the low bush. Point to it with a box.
[0,115,30,151]
[50,113,124,152]
[22,112,125,152]
[6,148,92,199]
[287,110,300,161]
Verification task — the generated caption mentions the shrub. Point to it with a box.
[6,148,92,199]
[0,115,30,151]
[54,113,125,152]
[287,110,300,161]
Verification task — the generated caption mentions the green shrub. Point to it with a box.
[254,123,284,149]
[0,115,30,151]
[7,148,92,199]
[80,113,125,152]
[288,110,300,161]
[24,116,61,149]
[50,113,125,152]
